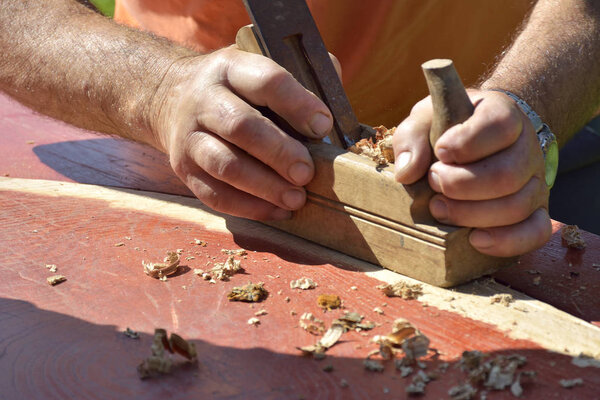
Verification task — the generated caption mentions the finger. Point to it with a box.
[469,208,552,257]
[219,48,333,138]
[428,127,544,200]
[435,91,526,164]
[184,130,308,211]
[393,97,433,184]
[183,164,292,221]
[429,176,548,228]
[198,87,315,186]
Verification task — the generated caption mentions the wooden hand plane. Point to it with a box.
[237,0,515,287]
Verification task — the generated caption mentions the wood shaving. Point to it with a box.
[221,248,247,256]
[317,294,342,310]
[290,277,318,290]
[370,318,430,363]
[114,242,125,247]
[45,264,58,273]
[299,312,325,335]
[490,294,514,306]
[448,383,477,399]
[137,329,197,379]
[559,378,583,388]
[143,251,180,280]
[396,363,414,377]
[298,323,344,358]
[247,317,260,326]
[254,309,268,316]
[124,327,140,339]
[197,255,243,281]
[373,307,384,315]
[348,125,395,166]
[333,311,375,332]
[571,354,600,368]
[192,238,207,246]
[378,282,423,300]
[561,225,586,249]
[363,359,385,372]
[227,282,268,302]
[47,275,67,286]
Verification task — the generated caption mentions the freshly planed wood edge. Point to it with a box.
[2,177,599,358]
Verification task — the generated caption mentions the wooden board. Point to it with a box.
[1,177,599,400]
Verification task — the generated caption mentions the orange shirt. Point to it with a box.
[115,0,531,127]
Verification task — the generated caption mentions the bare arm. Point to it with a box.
[0,0,334,220]
[394,0,600,257]
[481,0,600,146]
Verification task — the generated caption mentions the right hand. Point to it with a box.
[150,47,333,220]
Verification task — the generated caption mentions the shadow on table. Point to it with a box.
[1,298,596,400]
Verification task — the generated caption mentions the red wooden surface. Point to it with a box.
[2,92,599,326]
[1,189,598,399]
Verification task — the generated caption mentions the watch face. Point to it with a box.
[545,140,559,189]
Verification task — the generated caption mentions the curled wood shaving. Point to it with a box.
[47,275,67,286]
[348,125,396,166]
[290,277,318,290]
[227,282,268,302]
[377,282,423,300]
[317,294,342,310]
[561,225,586,249]
[370,318,430,363]
[299,312,325,335]
[143,251,180,280]
[333,311,375,332]
[298,323,344,358]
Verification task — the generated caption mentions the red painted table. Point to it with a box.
[1,93,599,399]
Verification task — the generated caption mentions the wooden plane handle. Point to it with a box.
[422,59,474,149]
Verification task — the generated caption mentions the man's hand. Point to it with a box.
[393,90,552,257]
[152,47,333,220]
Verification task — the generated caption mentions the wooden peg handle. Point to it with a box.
[422,59,474,149]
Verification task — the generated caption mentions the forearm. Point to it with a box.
[481,0,600,146]
[0,0,197,151]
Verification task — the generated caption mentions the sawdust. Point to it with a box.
[299,312,325,335]
[143,251,180,280]
[317,294,342,310]
[137,329,197,379]
[227,282,268,302]
[348,125,395,166]
[47,275,67,286]
[561,225,586,249]
[490,294,514,307]
[290,277,318,290]
[378,282,423,299]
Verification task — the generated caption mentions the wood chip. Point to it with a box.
[137,329,197,379]
[45,264,58,273]
[197,255,243,281]
[348,125,395,166]
[47,275,66,286]
[561,225,586,249]
[299,312,325,335]
[143,251,180,280]
[247,317,260,326]
[363,359,385,372]
[192,239,207,246]
[221,248,247,256]
[490,294,514,306]
[298,323,344,358]
[124,327,140,339]
[448,383,477,399]
[254,309,268,316]
[559,378,583,388]
[290,277,318,290]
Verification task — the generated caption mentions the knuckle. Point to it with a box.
[213,153,243,183]
[260,67,294,97]
[220,108,258,142]
[410,97,431,115]
[489,102,522,142]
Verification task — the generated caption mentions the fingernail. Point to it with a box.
[282,188,305,209]
[430,198,448,221]
[394,151,412,173]
[471,230,494,249]
[270,208,292,220]
[309,112,332,137]
[429,171,441,190]
[288,162,312,185]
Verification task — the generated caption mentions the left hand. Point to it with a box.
[393,89,552,257]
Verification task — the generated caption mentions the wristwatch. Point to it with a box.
[492,90,559,189]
